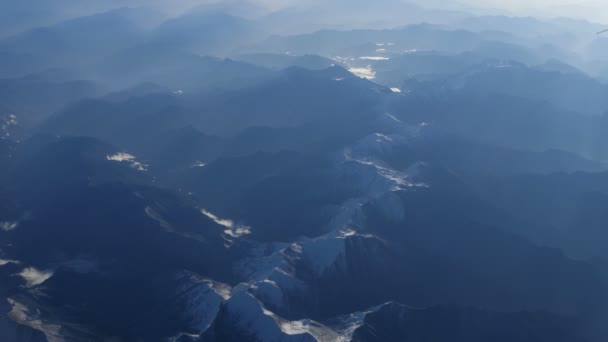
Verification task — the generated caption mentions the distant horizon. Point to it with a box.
[1,0,608,38]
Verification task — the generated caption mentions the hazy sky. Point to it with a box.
[152,0,608,23]
[458,0,608,21]
[1,0,607,37]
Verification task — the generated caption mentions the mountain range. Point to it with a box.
[1,3,608,342]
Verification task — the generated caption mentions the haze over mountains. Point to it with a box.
[2,1,608,341]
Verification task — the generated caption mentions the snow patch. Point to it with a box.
[224,226,252,238]
[106,152,147,171]
[191,161,207,168]
[335,310,368,341]
[106,152,136,162]
[385,113,402,124]
[328,135,426,229]
[0,259,19,266]
[339,155,411,194]
[224,289,335,341]
[1,114,18,138]
[354,159,411,190]
[348,66,375,80]
[201,209,235,228]
[334,303,391,341]
[333,56,356,63]
[18,268,54,288]
[201,209,251,238]
[7,298,63,342]
[359,56,389,61]
[0,221,18,231]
